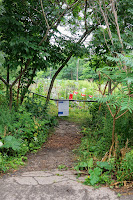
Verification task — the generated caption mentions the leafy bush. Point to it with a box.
[1,135,22,152]
[0,98,57,173]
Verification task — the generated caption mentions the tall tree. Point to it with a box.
[0,0,87,108]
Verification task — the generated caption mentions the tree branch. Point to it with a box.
[20,67,37,104]
[101,72,122,93]
[111,0,123,49]
[0,76,9,86]
[115,109,129,120]
[46,29,89,104]
[11,59,30,88]
[40,0,50,29]
[84,0,88,30]
[98,0,114,46]
[39,0,80,46]
[111,84,118,93]
[106,102,114,117]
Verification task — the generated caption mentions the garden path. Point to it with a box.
[0,120,133,200]
[17,119,81,172]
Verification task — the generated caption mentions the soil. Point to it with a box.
[13,119,82,173]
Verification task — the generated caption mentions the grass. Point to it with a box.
[48,100,93,126]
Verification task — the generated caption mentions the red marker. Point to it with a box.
[73,91,78,95]
[69,94,73,100]
[81,93,86,97]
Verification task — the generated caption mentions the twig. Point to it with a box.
[98,0,114,46]
[40,0,49,29]
[111,0,123,49]
[106,102,114,117]
[101,72,122,93]
[0,76,9,86]
[11,59,30,87]
[115,109,129,120]
[84,0,88,30]
[39,0,80,46]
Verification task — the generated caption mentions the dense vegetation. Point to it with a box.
[0,0,132,187]
[0,92,57,172]
[72,103,133,187]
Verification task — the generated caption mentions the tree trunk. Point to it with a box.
[46,53,73,105]
[6,64,10,96]
[17,66,22,105]
[9,86,13,110]
[7,64,9,84]
[45,28,99,106]
[112,117,116,145]
[20,67,36,104]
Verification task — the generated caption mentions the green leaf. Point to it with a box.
[87,158,93,170]
[2,136,21,151]
[97,161,112,171]
[89,167,102,185]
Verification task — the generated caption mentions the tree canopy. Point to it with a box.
[0,0,93,107]
[0,0,132,108]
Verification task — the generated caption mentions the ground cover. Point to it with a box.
[0,97,57,173]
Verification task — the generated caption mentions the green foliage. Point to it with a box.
[77,149,133,186]
[83,160,113,186]
[1,136,21,151]
[87,167,102,185]
[0,97,57,173]
[117,150,133,181]
[58,164,67,170]
[74,158,93,171]
[0,0,88,107]
[0,152,8,172]
[73,102,133,186]
[96,161,112,171]
[0,153,26,173]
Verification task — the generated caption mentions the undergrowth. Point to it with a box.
[0,97,57,173]
[70,103,133,187]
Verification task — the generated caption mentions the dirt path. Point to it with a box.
[1,120,133,200]
[16,119,81,173]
